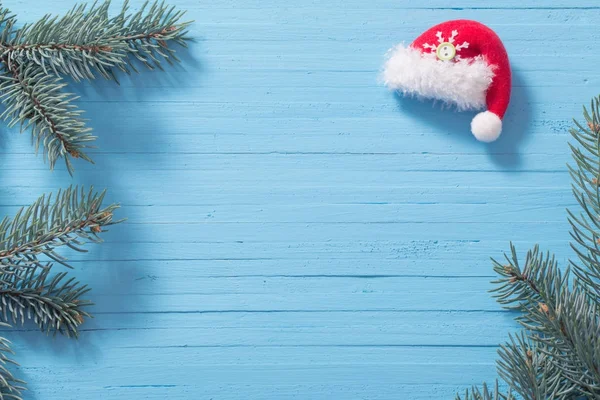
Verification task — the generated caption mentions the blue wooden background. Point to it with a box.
[1,0,597,398]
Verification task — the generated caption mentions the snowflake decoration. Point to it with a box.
[423,30,469,61]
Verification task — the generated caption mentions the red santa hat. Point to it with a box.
[382,20,511,142]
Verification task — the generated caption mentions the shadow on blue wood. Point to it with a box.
[394,69,531,168]
[64,40,203,350]
[0,36,204,400]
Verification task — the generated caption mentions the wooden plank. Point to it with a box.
[0,0,585,398]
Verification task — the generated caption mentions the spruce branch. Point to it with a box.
[0,185,121,395]
[0,265,92,337]
[0,186,120,272]
[490,245,600,399]
[1,0,191,82]
[107,0,192,75]
[0,328,24,400]
[0,61,94,174]
[568,97,600,302]
[496,333,573,400]
[455,381,513,400]
[0,7,15,40]
[0,0,192,172]
[457,97,600,399]
[0,1,124,81]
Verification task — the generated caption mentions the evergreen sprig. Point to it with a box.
[0,63,94,172]
[1,266,92,337]
[568,98,600,302]
[457,381,514,400]
[0,0,192,174]
[0,186,121,399]
[457,97,600,399]
[0,186,119,272]
[0,326,24,400]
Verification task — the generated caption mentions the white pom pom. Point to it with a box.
[471,111,502,142]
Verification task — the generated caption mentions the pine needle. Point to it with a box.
[458,96,600,400]
[0,1,192,173]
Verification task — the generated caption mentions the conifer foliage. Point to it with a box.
[0,186,121,399]
[0,0,191,174]
[457,97,600,399]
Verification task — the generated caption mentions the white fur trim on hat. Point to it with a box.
[382,44,495,111]
[471,111,502,142]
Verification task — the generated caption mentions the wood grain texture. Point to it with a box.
[0,0,593,398]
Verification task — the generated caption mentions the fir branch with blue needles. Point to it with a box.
[0,186,121,399]
[0,0,192,174]
[456,98,600,399]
